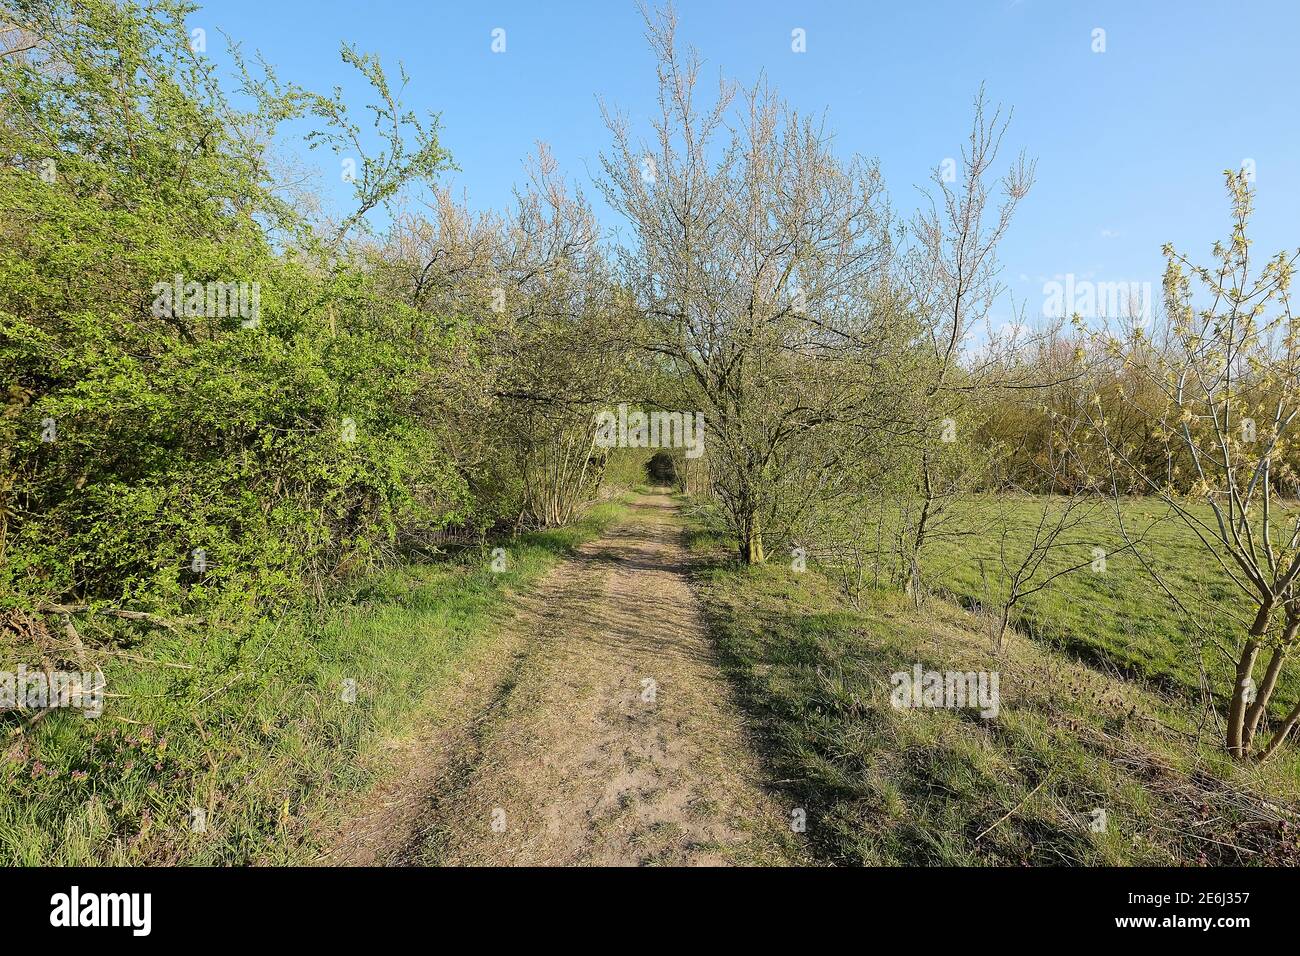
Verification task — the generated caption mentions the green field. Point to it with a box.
[0,498,629,865]
[928,496,1300,717]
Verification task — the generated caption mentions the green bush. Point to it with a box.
[0,0,470,624]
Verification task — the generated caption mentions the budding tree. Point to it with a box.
[377,146,632,528]
[598,4,911,563]
[1085,171,1300,760]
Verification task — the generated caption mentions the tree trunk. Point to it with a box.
[905,452,934,602]
[1243,631,1295,749]
[1257,696,1300,762]
[1246,611,1300,756]
[738,510,765,564]
[994,606,1011,656]
[1227,602,1273,758]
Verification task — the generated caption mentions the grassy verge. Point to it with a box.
[682,499,1300,865]
[0,497,629,865]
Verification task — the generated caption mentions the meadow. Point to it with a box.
[931,496,1300,716]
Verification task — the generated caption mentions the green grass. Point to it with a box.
[0,497,629,865]
[683,499,1300,866]
[927,496,1300,716]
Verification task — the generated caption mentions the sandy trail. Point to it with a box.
[399,491,797,866]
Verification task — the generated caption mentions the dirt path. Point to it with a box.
[376,491,798,866]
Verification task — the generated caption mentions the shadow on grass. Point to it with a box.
[688,547,1300,866]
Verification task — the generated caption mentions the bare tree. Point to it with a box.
[597,4,909,562]
[377,146,631,528]
[898,88,1036,596]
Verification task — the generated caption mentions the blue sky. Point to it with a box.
[198,0,1300,324]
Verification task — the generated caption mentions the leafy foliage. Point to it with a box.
[0,0,469,621]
